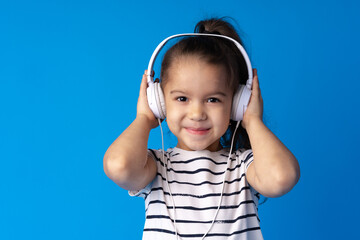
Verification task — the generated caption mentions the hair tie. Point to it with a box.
[198,24,220,35]
[203,29,221,35]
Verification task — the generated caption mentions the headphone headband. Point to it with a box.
[146,33,253,89]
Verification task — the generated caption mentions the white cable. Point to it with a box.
[200,121,241,240]
[158,119,240,240]
[158,119,179,240]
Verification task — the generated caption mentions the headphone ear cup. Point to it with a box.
[231,84,252,121]
[146,80,166,119]
[154,82,166,119]
[146,83,158,118]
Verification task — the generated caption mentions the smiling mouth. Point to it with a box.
[185,127,210,135]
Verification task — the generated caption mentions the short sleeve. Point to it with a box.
[128,149,157,199]
[241,149,254,173]
[238,149,262,205]
[128,179,153,199]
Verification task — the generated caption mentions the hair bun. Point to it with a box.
[198,23,206,33]
[198,23,220,35]
[194,18,242,44]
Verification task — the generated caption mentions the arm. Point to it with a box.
[103,71,158,191]
[243,69,300,198]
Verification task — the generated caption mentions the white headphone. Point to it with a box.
[146,33,253,121]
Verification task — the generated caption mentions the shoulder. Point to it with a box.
[234,148,254,171]
[234,148,253,161]
[147,148,178,164]
[147,148,176,156]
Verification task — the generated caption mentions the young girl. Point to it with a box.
[104,18,300,240]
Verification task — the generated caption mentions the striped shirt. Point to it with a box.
[130,147,263,240]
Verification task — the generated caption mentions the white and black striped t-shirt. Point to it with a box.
[130,147,263,240]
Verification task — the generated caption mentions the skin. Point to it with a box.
[163,56,233,152]
[103,56,300,197]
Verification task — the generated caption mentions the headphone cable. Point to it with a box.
[158,119,240,240]
[158,119,179,239]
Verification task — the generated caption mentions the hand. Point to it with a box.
[136,70,160,129]
[241,69,263,129]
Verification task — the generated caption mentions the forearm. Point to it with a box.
[105,115,151,164]
[246,118,300,197]
[103,115,154,188]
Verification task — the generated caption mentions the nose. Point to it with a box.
[188,102,206,121]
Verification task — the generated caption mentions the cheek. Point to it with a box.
[214,102,232,129]
[215,114,230,131]
[165,103,181,130]
[219,98,232,115]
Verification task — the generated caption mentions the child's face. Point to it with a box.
[163,55,233,151]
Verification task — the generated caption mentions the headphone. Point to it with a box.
[146,33,253,121]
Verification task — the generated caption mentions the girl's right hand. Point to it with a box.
[136,70,159,129]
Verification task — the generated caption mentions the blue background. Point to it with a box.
[1,0,359,239]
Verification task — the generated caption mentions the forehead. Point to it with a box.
[163,55,232,93]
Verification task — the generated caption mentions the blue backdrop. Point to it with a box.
[1,0,359,239]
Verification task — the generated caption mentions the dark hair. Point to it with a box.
[160,17,251,150]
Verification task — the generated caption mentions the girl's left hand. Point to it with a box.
[241,69,263,129]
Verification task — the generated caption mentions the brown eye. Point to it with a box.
[207,98,220,103]
[177,96,187,102]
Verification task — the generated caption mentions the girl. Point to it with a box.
[104,18,300,240]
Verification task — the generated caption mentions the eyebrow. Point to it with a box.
[169,90,227,97]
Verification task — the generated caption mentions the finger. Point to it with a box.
[143,70,151,85]
[144,70,155,77]
[140,72,148,91]
[251,69,259,91]
[252,68,259,90]
[255,69,260,90]
[253,68,257,76]
[251,69,262,99]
